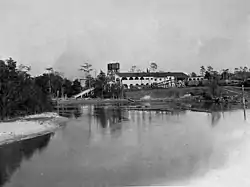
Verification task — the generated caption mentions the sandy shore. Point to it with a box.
[0,112,68,146]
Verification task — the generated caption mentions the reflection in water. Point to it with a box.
[191,102,235,112]
[190,102,240,127]
[57,103,240,130]
[210,112,222,127]
[93,107,129,138]
[57,105,82,118]
[0,134,52,186]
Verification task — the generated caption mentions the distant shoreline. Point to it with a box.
[55,85,248,106]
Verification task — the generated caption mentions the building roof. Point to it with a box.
[116,72,188,78]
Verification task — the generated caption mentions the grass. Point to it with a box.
[125,86,243,100]
[125,87,207,99]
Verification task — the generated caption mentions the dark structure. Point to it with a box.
[107,62,120,76]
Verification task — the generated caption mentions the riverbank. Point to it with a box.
[55,86,247,106]
[125,86,248,100]
[0,112,68,146]
[55,98,130,105]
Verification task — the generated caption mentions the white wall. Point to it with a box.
[119,76,175,88]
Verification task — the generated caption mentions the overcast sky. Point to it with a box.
[0,0,250,78]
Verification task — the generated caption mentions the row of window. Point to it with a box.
[121,77,173,81]
[123,83,149,87]
[123,82,175,87]
[187,77,204,81]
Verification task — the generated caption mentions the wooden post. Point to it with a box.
[242,84,246,120]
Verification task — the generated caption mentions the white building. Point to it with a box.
[114,72,188,89]
[187,76,205,86]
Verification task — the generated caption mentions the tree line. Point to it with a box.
[0,58,124,120]
[190,65,250,81]
[0,58,85,120]
[0,58,51,120]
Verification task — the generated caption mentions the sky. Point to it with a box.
[0,0,250,79]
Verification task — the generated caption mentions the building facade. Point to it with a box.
[115,72,188,89]
[186,76,205,86]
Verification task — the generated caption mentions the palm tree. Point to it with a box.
[80,62,93,74]
[79,62,93,89]
[149,62,157,72]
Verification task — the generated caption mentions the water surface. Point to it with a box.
[0,105,249,186]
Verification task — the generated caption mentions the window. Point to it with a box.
[129,77,133,80]
[151,78,153,80]
[159,78,162,81]
[155,79,157,81]
[135,77,139,80]
[146,78,149,80]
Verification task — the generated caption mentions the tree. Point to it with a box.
[149,62,157,72]
[62,78,73,98]
[234,67,248,81]
[0,58,53,120]
[80,62,93,74]
[200,66,206,76]
[190,72,197,77]
[71,79,82,96]
[243,66,248,81]
[136,68,142,73]
[84,75,95,89]
[91,70,123,99]
[130,65,137,72]
[93,71,107,98]
[207,66,213,73]
[204,71,211,80]
[79,62,93,89]
[45,67,54,94]
[221,69,229,80]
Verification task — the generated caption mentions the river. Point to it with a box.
[0,105,250,186]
